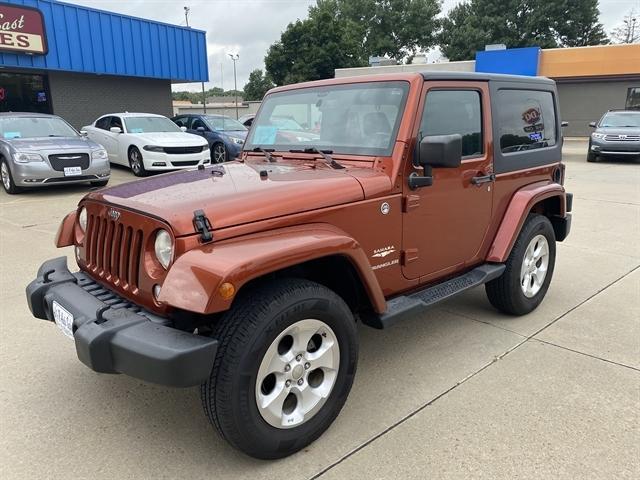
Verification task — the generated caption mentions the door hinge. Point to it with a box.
[402,195,420,212]
[402,249,419,265]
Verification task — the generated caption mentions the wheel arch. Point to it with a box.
[160,223,386,316]
[487,181,567,263]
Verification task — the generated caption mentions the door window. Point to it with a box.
[173,116,188,127]
[95,116,111,130]
[191,117,208,131]
[109,116,123,131]
[626,87,640,110]
[420,90,483,158]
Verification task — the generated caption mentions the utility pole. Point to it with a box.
[228,53,239,119]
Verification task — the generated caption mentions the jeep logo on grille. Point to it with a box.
[107,209,121,221]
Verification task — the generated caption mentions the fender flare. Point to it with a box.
[487,181,566,263]
[55,210,77,247]
[160,223,386,315]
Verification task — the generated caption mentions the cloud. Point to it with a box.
[69,0,638,92]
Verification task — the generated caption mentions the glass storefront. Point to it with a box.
[0,72,52,114]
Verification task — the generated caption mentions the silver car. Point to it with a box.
[0,112,110,194]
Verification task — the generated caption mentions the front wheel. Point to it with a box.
[128,147,147,177]
[201,279,358,459]
[1,158,21,194]
[211,143,227,163]
[486,214,556,315]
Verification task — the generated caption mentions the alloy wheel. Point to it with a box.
[213,144,226,163]
[129,149,142,173]
[520,234,550,298]
[255,319,340,429]
[1,162,10,191]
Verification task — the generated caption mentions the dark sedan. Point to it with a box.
[172,114,247,163]
[588,110,640,162]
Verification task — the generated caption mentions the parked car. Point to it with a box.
[27,72,571,459]
[0,112,109,194]
[172,114,247,163]
[83,113,210,176]
[588,109,640,162]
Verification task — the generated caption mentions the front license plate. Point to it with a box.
[52,301,74,339]
[63,166,82,177]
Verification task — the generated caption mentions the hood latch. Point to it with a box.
[193,209,213,243]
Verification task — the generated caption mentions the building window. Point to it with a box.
[0,72,51,114]
[626,88,640,110]
[497,90,556,153]
[420,90,483,157]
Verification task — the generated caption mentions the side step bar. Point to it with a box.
[362,263,505,329]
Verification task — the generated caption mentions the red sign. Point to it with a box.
[0,2,47,55]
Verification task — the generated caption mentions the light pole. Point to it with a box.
[228,53,239,119]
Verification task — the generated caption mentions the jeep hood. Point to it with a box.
[87,161,385,236]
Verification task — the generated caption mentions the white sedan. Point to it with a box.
[83,113,210,176]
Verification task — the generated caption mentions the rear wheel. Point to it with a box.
[486,214,556,315]
[1,158,21,194]
[128,146,147,177]
[201,278,358,459]
[212,143,227,163]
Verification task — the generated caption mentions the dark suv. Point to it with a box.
[172,114,247,163]
[588,109,640,162]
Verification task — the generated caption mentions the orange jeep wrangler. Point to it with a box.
[27,72,572,459]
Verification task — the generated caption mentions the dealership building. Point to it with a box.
[0,0,208,128]
[336,44,640,137]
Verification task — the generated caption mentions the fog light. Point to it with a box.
[153,284,162,299]
[219,282,235,300]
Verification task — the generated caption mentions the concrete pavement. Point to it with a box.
[1,144,638,479]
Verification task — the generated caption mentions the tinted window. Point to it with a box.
[420,90,482,157]
[626,87,640,110]
[95,116,111,130]
[173,116,189,127]
[191,117,208,130]
[498,90,557,153]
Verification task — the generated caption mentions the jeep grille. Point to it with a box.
[85,213,144,291]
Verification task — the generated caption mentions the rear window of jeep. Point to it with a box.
[497,90,557,153]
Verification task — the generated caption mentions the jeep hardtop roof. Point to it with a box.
[269,71,555,95]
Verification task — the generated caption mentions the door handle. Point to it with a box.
[471,173,495,185]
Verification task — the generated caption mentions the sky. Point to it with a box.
[68,0,640,92]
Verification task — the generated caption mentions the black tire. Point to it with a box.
[211,143,227,163]
[586,152,598,162]
[128,146,147,177]
[486,214,556,316]
[201,278,358,459]
[0,158,21,194]
[90,179,109,188]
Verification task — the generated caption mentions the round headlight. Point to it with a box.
[78,207,87,232]
[154,229,173,269]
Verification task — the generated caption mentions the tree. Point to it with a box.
[610,10,639,44]
[265,0,441,85]
[243,69,275,101]
[440,0,608,61]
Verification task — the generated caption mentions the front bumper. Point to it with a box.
[13,158,110,187]
[142,149,211,170]
[26,257,217,387]
[590,138,640,156]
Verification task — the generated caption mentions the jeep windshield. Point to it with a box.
[245,81,409,156]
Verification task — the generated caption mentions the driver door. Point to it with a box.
[402,82,494,282]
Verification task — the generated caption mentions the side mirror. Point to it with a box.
[179,126,187,132]
[589,122,597,128]
[409,134,462,189]
[109,126,122,134]
[79,130,88,137]
[561,121,569,128]
[196,126,206,133]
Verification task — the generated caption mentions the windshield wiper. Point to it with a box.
[289,147,345,169]
[251,147,276,163]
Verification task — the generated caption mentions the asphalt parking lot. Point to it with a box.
[1,140,638,479]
